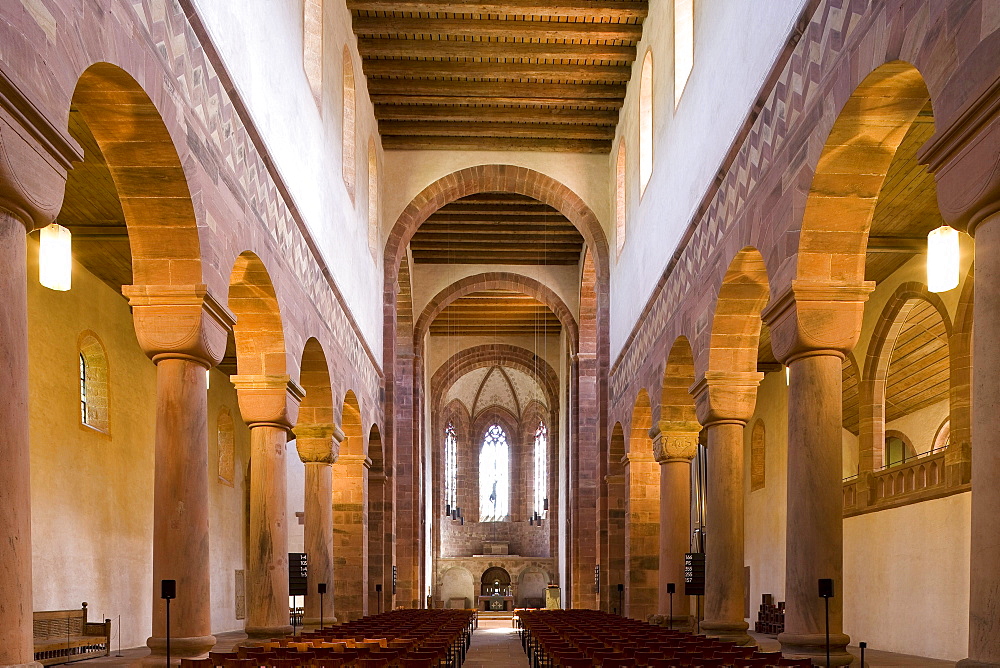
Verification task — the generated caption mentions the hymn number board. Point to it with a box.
[289,553,308,597]
[684,553,705,596]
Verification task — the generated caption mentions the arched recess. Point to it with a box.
[297,338,334,444]
[660,336,699,432]
[603,422,627,613]
[625,390,659,622]
[334,390,368,621]
[228,253,287,376]
[708,247,771,377]
[367,423,390,613]
[795,62,931,286]
[429,344,559,411]
[414,272,578,351]
[861,284,953,471]
[72,63,203,287]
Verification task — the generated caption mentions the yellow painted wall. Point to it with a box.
[28,240,252,649]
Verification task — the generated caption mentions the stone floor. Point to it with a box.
[81,625,956,667]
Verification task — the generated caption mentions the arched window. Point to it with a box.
[639,51,653,196]
[750,419,765,491]
[444,422,457,511]
[533,422,548,518]
[342,46,356,199]
[303,0,323,106]
[218,407,235,487]
[479,424,510,522]
[885,431,915,468]
[79,333,109,433]
[933,419,951,453]
[368,135,379,256]
[674,0,694,107]
[615,141,627,257]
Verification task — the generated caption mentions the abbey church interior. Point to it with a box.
[2,1,1000,667]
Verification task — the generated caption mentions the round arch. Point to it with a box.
[228,252,286,376]
[430,344,559,415]
[415,272,578,351]
[707,247,771,376]
[659,336,699,433]
[72,62,203,286]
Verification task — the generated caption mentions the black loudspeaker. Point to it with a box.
[617,584,624,593]
[318,583,327,595]
[375,584,383,593]
[161,579,176,600]
[666,583,676,594]
[818,578,834,598]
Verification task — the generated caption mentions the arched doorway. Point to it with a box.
[481,566,512,597]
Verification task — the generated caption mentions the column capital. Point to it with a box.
[231,375,305,431]
[651,427,699,463]
[123,284,235,367]
[762,280,874,364]
[294,424,342,464]
[692,371,763,426]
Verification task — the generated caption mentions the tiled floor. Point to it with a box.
[751,633,955,667]
[464,618,530,668]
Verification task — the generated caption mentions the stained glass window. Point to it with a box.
[479,424,509,522]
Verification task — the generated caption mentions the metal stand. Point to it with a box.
[291,595,298,636]
[116,615,123,657]
[667,583,675,630]
[617,585,624,617]
[377,584,383,615]
[165,597,171,667]
[320,592,324,630]
[860,641,867,667]
[824,595,830,668]
[695,595,701,635]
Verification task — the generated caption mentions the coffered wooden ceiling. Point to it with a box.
[410,193,583,264]
[348,0,648,152]
[429,289,561,337]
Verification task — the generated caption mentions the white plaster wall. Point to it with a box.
[383,151,611,243]
[411,264,581,320]
[843,492,971,660]
[191,0,384,352]
[610,1,809,357]
[743,370,788,619]
[885,400,950,455]
[842,429,859,479]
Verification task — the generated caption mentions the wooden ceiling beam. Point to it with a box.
[347,1,648,19]
[371,94,621,110]
[436,203,559,213]
[376,105,617,124]
[866,236,925,253]
[368,79,626,99]
[426,212,570,222]
[382,136,610,152]
[351,17,644,40]
[379,120,615,140]
[358,39,637,62]
[364,60,632,82]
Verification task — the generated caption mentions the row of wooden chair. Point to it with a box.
[517,610,812,668]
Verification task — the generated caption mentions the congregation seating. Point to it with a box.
[516,610,812,668]
[32,603,111,666]
[183,609,476,668]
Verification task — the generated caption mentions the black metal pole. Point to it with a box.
[165,597,171,667]
[860,641,866,667]
[825,595,830,668]
[320,591,324,630]
[117,615,122,657]
[668,591,673,630]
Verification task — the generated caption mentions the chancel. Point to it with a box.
[1,1,998,667]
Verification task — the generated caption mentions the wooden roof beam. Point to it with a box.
[375,105,618,124]
[358,39,636,62]
[382,136,610,152]
[368,79,626,99]
[351,17,643,40]
[363,60,633,82]
[378,120,615,140]
[347,1,648,19]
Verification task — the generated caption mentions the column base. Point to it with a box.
[245,625,293,640]
[144,635,216,663]
[0,663,43,668]
[302,617,338,630]
[778,631,852,666]
[957,660,1000,667]
[700,619,752,646]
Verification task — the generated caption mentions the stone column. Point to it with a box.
[367,468,387,615]
[624,450,659,621]
[334,453,371,621]
[653,427,698,628]
[693,372,762,645]
[125,286,234,661]
[295,424,343,628]
[0,99,77,668]
[0,210,36,667]
[764,281,872,666]
[961,210,1000,666]
[232,375,304,639]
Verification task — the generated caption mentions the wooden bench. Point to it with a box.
[33,603,111,666]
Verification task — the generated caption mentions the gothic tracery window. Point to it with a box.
[479,424,510,522]
[444,422,457,511]
[534,421,548,518]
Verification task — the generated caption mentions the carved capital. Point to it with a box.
[762,280,874,363]
[122,285,234,366]
[294,423,341,464]
[0,73,82,229]
[692,371,763,426]
[231,374,305,431]
[651,428,699,463]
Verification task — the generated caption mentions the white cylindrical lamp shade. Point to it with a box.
[39,223,72,291]
[927,225,960,293]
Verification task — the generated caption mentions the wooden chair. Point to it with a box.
[776,660,812,667]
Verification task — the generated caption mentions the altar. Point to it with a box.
[478,595,515,612]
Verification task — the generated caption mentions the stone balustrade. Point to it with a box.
[843,449,967,517]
